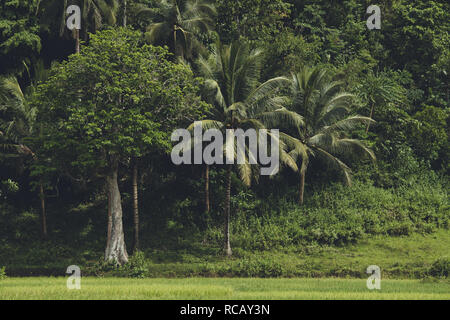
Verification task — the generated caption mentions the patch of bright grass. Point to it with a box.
[138,230,450,278]
[4,230,450,278]
[0,278,449,300]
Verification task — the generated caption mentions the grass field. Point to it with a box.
[5,230,449,278]
[0,277,449,300]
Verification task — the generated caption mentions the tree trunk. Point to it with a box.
[39,182,48,238]
[104,160,128,265]
[299,170,306,205]
[123,0,127,27]
[174,29,177,56]
[106,186,112,249]
[132,163,139,253]
[75,29,80,54]
[224,165,232,257]
[366,104,375,133]
[205,165,210,213]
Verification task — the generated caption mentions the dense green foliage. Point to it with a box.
[0,0,41,75]
[0,0,448,275]
[35,28,206,175]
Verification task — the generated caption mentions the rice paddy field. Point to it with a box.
[0,277,449,300]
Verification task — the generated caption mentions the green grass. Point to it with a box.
[4,230,450,278]
[121,230,450,278]
[0,277,449,300]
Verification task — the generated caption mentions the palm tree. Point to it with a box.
[354,71,405,133]
[39,0,119,53]
[136,0,216,60]
[270,66,376,204]
[80,0,119,38]
[188,40,298,256]
[0,76,49,236]
[0,78,37,144]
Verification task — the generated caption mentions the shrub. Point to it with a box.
[84,258,119,277]
[205,179,448,250]
[231,256,286,277]
[0,266,6,280]
[429,257,450,278]
[118,251,149,278]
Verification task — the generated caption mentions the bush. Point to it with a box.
[84,252,150,278]
[118,251,149,278]
[205,179,448,250]
[232,257,286,277]
[84,258,120,277]
[0,266,6,280]
[429,257,450,278]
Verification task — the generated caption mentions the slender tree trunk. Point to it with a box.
[205,165,210,213]
[123,0,127,27]
[132,163,139,253]
[174,29,177,56]
[299,170,306,205]
[366,104,375,133]
[106,186,112,249]
[75,29,80,54]
[224,165,232,257]
[104,159,128,265]
[39,182,48,238]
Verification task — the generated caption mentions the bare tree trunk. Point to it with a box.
[39,182,47,238]
[174,29,177,56]
[75,29,80,54]
[224,165,232,257]
[104,159,128,265]
[106,186,112,249]
[132,163,139,253]
[299,171,305,205]
[205,165,210,213]
[366,104,375,133]
[123,0,127,27]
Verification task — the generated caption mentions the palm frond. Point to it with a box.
[145,22,171,43]
[257,108,305,131]
[332,139,376,162]
[319,115,374,135]
[187,120,224,132]
[313,146,352,186]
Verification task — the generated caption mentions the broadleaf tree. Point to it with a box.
[33,28,207,264]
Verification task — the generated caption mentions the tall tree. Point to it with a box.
[34,28,206,264]
[270,66,376,204]
[0,72,49,237]
[190,40,298,256]
[136,0,216,60]
[39,0,119,53]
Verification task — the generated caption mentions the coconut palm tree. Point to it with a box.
[80,0,119,36]
[136,0,216,60]
[39,0,119,53]
[0,75,49,236]
[270,66,376,204]
[0,77,37,155]
[188,40,299,256]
